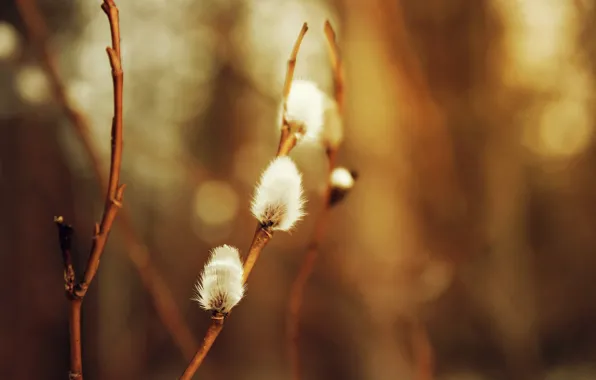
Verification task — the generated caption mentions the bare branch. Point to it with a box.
[277,23,309,157]
[323,20,344,113]
[180,22,309,378]
[287,20,346,380]
[15,0,198,360]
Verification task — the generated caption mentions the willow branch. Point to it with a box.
[412,320,434,380]
[73,0,125,299]
[323,20,344,113]
[179,316,225,380]
[178,225,273,379]
[49,2,126,378]
[179,24,309,379]
[54,217,83,379]
[287,150,336,380]
[15,0,197,359]
[286,20,344,380]
[277,22,308,157]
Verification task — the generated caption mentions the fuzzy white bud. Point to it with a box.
[251,156,305,231]
[282,79,343,148]
[193,245,245,314]
[330,167,354,190]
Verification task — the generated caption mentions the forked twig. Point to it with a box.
[179,24,309,380]
[286,20,344,380]
[15,0,198,359]
[54,1,125,378]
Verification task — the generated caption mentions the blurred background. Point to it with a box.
[1,0,596,379]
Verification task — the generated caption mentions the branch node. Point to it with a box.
[111,197,123,208]
[68,371,82,380]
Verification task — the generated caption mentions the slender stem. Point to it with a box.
[180,21,309,379]
[282,23,308,107]
[179,226,273,379]
[242,226,273,284]
[179,317,225,380]
[68,299,83,380]
[286,21,344,379]
[323,20,344,113]
[276,126,298,157]
[412,320,434,380]
[287,150,336,380]
[16,0,197,359]
[277,22,308,156]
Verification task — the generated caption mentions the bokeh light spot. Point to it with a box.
[0,22,19,60]
[15,65,51,105]
[193,180,238,226]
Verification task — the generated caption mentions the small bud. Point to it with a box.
[251,156,305,231]
[329,167,357,206]
[282,79,343,149]
[193,245,245,315]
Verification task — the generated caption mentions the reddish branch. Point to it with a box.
[15,0,198,359]
[286,20,344,380]
[51,1,125,378]
[179,23,309,380]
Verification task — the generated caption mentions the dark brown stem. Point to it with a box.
[72,1,125,298]
[179,317,225,380]
[286,22,345,379]
[44,1,125,377]
[16,0,198,361]
[68,299,83,380]
[287,149,337,380]
[55,216,76,294]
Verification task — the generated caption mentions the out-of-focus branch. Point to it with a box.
[323,20,344,112]
[286,20,346,380]
[15,0,197,360]
[411,319,434,380]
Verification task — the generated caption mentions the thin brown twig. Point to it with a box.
[179,226,274,380]
[15,0,198,359]
[286,20,344,380]
[51,1,126,378]
[242,226,273,283]
[74,0,125,299]
[323,20,344,112]
[412,320,434,380]
[179,316,225,380]
[179,24,309,380]
[277,22,309,157]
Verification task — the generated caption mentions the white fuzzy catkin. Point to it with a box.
[193,245,245,314]
[251,156,305,231]
[330,167,354,190]
[283,79,343,148]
